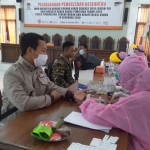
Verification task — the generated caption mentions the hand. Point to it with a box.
[50,91,62,102]
[78,46,82,51]
[74,89,88,101]
[69,58,76,62]
[111,92,129,102]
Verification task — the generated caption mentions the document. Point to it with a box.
[64,112,111,133]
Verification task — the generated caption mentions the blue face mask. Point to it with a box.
[79,49,84,55]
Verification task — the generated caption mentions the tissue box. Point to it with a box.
[46,43,54,46]
[94,66,105,74]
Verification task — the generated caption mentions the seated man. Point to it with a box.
[51,41,76,88]
[1,33,87,123]
[76,44,101,70]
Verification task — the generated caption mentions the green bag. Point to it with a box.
[31,124,53,140]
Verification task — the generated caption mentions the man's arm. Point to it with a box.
[69,47,80,62]
[3,72,52,112]
[80,99,131,130]
[91,55,101,66]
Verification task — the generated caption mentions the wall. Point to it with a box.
[1,0,150,50]
[1,0,20,44]
[20,1,131,49]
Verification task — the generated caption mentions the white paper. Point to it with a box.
[90,138,102,147]
[64,112,111,133]
[102,135,110,142]
[107,136,119,144]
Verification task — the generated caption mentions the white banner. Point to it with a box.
[24,0,124,29]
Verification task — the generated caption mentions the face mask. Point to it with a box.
[32,52,48,67]
[79,49,84,55]
[121,70,143,92]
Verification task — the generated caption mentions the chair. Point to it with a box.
[19,32,25,44]
[65,34,75,43]
[103,36,115,50]
[44,68,48,76]
[42,33,50,43]
[0,91,17,123]
[78,35,89,47]
[0,141,31,150]
[52,34,62,46]
[117,37,129,52]
[90,36,101,49]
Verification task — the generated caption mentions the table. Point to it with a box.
[0,75,130,150]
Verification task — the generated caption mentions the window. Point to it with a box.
[135,6,149,46]
[0,7,16,44]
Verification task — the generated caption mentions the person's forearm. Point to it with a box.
[70,52,79,62]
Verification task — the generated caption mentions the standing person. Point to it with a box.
[139,37,143,45]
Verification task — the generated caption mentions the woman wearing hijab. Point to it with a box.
[80,56,150,150]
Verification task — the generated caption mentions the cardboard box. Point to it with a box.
[46,43,54,46]
[94,66,105,74]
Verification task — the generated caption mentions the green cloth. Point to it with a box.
[114,71,119,81]
[31,124,53,140]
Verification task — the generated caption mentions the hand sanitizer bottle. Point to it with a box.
[100,59,104,66]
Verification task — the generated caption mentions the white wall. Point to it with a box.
[1,0,20,44]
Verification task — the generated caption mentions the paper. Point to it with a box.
[64,112,111,133]
[90,138,101,147]
[67,143,101,150]
[107,136,119,144]
[102,135,109,142]
[67,135,118,150]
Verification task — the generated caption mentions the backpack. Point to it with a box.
[47,57,66,81]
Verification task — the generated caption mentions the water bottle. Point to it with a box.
[100,59,104,66]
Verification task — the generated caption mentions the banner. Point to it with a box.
[24,0,124,29]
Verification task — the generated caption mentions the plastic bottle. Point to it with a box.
[100,59,104,66]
